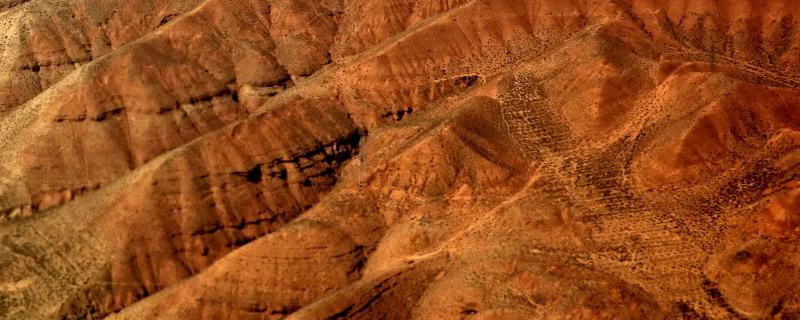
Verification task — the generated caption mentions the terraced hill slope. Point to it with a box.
[3,0,800,319]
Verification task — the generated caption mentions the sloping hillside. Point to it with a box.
[3,1,800,319]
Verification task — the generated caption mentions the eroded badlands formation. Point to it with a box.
[2,0,800,319]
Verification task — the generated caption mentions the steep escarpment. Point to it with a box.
[4,1,800,319]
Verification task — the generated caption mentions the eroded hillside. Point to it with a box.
[2,0,800,319]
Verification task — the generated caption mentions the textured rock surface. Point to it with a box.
[3,0,800,319]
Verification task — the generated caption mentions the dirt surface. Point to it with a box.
[3,0,800,319]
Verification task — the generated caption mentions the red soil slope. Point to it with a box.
[2,0,800,319]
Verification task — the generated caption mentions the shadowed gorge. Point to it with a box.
[3,0,800,319]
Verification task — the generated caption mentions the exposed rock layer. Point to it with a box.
[3,0,800,319]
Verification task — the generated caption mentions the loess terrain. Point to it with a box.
[3,0,800,319]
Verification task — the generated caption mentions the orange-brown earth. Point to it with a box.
[2,0,800,319]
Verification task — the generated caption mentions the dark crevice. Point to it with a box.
[701,277,746,319]
[325,305,354,320]
[733,250,751,262]
[382,107,415,121]
[191,129,365,239]
[461,308,478,316]
[348,246,366,277]
[54,107,124,123]
[675,301,701,317]
[275,168,288,180]
[771,298,785,316]
[19,57,92,73]
[452,74,481,89]
[272,129,364,169]
[54,86,239,123]
[379,74,482,122]
[230,129,363,186]
[181,213,280,238]
[244,165,262,183]
[349,280,397,316]
[159,14,179,26]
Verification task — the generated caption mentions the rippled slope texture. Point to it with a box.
[3,0,800,319]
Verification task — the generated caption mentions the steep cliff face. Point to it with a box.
[3,1,800,319]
